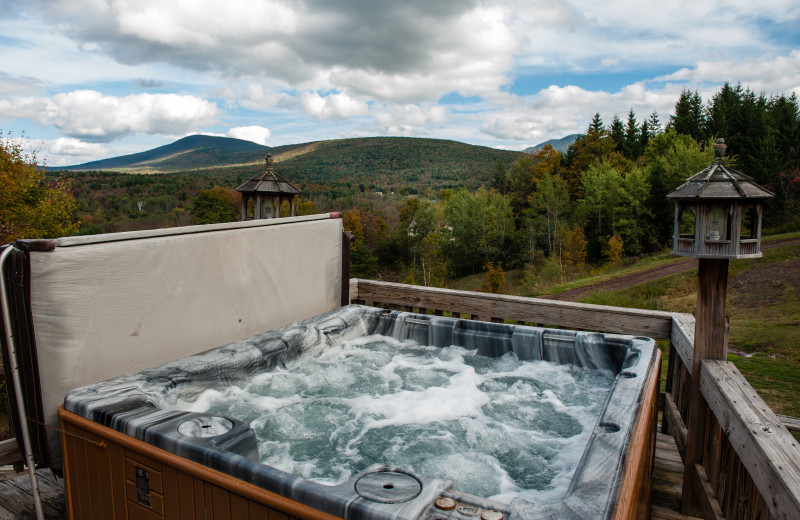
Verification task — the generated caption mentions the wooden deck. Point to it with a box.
[0,428,698,520]
[0,469,66,519]
[651,432,700,520]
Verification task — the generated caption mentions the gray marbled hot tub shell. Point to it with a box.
[64,305,658,520]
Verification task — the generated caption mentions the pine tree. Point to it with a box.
[589,113,605,136]
[647,111,661,135]
[624,109,640,159]
[609,115,625,152]
[669,89,706,141]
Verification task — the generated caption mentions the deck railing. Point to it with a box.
[351,279,800,520]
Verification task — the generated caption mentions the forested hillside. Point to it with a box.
[52,137,525,234]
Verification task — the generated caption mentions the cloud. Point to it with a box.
[20,0,518,103]
[513,0,800,71]
[373,104,449,135]
[655,50,800,95]
[0,71,46,97]
[48,137,108,156]
[301,91,369,121]
[227,125,271,145]
[1,90,220,141]
[134,78,164,89]
[481,83,681,142]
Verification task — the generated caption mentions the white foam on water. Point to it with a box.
[164,334,614,504]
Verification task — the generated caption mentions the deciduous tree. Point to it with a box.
[190,187,237,224]
[1,134,78,243]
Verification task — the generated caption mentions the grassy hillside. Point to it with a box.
[576,236,800,420]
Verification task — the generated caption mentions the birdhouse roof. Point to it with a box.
[667,162,774,200]
[236,154,300,195]
[667,139,773,201]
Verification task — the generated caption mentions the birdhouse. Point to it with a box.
[667,139,773,259]
[236,154,300,220]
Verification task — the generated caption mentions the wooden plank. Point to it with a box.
[777,414,800,432]
[162,465,180,519]
[691,463,725,520]
[176,468,195,520]
[354,279,675,338]
[650,505,702,520]
[231,493,250,519]
[0,469,65,519]
[0,504,16,520]
[212,485,232,520]
[700,360,800,520]
[662,393,687,462]
[670,313,694,371]
[0,439,21,466]
[110,443,127,520]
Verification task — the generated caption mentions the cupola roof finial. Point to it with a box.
[713,138,727,163]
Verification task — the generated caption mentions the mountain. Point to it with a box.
[58,135,270,172]
[525,134,579,154]
[55,135,526,191]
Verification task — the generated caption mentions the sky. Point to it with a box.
[1,1,799,166]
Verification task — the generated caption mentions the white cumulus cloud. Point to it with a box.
[227,125,271,145]
[47,137,108,157]
[301,91,369,121]
[1,90,220,141]
[373,104,449,135]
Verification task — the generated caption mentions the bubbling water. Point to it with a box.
[172,335,614,504]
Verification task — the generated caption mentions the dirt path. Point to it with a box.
[543,236,800,302]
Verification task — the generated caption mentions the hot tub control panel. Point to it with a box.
[422,494,511,520]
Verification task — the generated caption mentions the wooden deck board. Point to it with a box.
[0,468,67,519]
[650,431,701,520]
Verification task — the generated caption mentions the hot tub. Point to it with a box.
[61,304,659,520]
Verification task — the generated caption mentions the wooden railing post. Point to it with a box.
[681,258,728,517]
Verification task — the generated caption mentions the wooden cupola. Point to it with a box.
[667,138,774,259]
[236,154,300,220]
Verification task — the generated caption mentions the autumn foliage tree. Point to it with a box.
[190,187,238,224]
[1,133,78,244]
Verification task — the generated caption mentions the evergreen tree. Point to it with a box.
[609,115,625,152]
[639,120,651,153]
[589,113,605,136]
[669,89,706,141]
[624,109,641,159]
[647,111,661,136]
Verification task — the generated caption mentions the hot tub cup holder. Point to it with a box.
[177,415,234,438]
[354,470,423,503]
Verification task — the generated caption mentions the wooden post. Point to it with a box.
[681,257,728,516]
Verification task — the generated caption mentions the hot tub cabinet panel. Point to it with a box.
[62,305,660,520]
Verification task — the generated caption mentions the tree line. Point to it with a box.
[341,83,800,286]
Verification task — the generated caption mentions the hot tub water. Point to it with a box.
[171,335,615,503]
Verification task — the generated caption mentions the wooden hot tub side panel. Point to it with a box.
[612,349,661,520]
[58,408,343,520]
